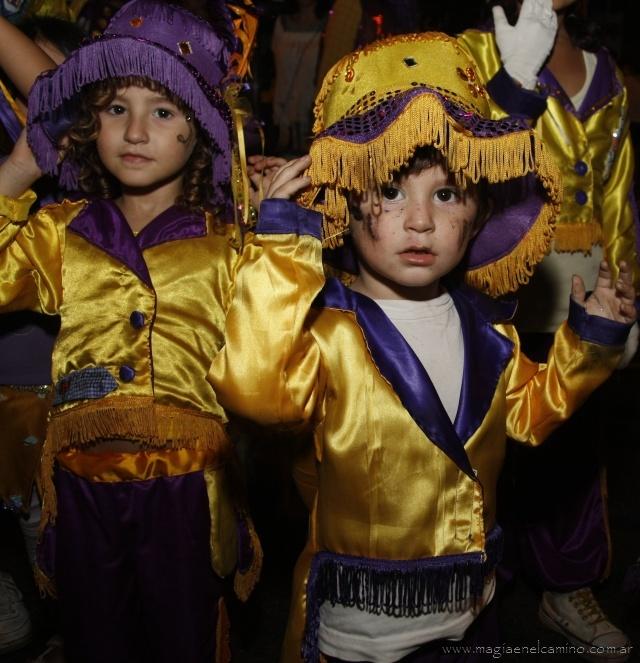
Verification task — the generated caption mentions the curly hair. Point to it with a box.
[63,76,214,210]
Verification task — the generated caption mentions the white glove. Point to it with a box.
[617,320,639,370]
[493,0,558,90]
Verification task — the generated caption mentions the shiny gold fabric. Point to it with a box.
[208,229,623,662]
[458,30,639,289]
[0,192,262,598]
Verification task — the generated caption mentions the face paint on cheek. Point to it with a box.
[457,217,474,250]
[176,120,194,144]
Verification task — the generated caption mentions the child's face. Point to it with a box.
[96,85,196,195]
[350,164,479,300]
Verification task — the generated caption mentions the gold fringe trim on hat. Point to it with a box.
[465,200,557,297]
[307,93,561,251]
[40,397,230,527]
[233,512,264,602]
[552,221,602,253]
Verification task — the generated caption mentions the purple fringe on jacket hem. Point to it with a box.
[301,525,503,663]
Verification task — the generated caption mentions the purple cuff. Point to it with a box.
[486,67,548,121]
[256,199,322,240]
[567,296,632,346]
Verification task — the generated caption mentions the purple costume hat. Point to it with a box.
[302,32,563,297]
[26,0,235,206]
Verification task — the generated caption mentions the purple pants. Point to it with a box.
[44,465,227,663]
[323,599,500,663]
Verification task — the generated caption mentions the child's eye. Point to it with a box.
[434,187,460,203]
[106,104,126,115]
[381,185,403,201]
[153,108,175,120]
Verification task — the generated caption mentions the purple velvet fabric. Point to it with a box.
[69,198,207,287]
[257,199,323,239]
[486,67,547,121]
[43,465,225,663]
[567,296,632,346]
[0,88,22,144]
[26,0,234,206]
[315,279,515,479]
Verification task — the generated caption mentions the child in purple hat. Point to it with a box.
[0,1,261,661]
[209,33,637,662]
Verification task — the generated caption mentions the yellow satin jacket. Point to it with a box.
[0,191,257,586]
[209,199,627,662]
[458,30,639,287]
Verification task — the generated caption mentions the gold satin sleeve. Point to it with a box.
[502,320,621,446]
[208,229,326,429]
[0,192,68,315]
[601,124,640,290]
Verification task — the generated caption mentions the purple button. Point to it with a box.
[129,310,146,329]
[574,160,588,176]
[575,190,588,205]
[119,365,136,382]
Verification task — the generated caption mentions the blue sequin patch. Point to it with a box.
[53,367,118,405]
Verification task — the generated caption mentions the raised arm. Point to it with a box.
[506,260,636,445]
[209,156,327,428]
[0,15,57,101]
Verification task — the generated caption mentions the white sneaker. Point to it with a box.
[539,588,632,662]
[0,572,32,654]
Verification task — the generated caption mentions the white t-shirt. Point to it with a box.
[318,292,494,662]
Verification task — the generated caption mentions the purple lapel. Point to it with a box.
[538,48,620,119]
[316,279,515,478]
[450,286,515,444]
[69,199,207,287]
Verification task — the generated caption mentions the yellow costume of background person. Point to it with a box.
[458,29,639,295]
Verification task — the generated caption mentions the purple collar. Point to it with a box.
[315,280,515,478]
[69,198,207,287]
[538,48,620,120]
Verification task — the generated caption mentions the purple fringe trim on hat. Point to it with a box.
[27,35,233,205]
[317,87,528,145]
[301,525,503,663]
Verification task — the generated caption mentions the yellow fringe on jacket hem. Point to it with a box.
[552,222,602,253]
[40,397,230,527]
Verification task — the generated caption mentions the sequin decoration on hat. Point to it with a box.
[301,32,562,297]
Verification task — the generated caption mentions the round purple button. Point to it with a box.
[574,160,588,176]
[575,190,588,205]
[129,310,146,329]
[119,365,136,382]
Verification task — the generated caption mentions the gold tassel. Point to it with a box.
[215,597,232,663]
[33,561,57,598]
[233,512,263,602]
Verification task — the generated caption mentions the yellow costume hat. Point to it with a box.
[303,32,562,297]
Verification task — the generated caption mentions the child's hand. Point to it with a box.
[571,260,637,324]
[248,155,287,209]
[493,0,557,89]
[0,128,43,197]
[264,155,311,200]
